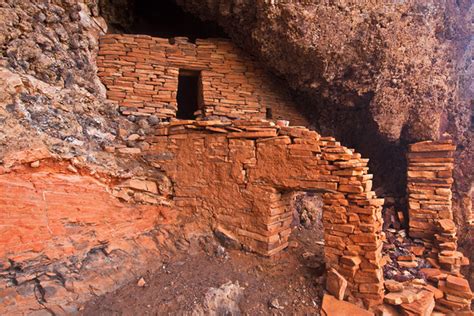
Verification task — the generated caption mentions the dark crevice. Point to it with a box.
[295,89,407,201]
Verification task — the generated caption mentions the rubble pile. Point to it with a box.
[381,228,471,314]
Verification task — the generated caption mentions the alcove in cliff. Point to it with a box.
[99,0,228,41]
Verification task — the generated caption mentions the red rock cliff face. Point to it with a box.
[0,160,177,314]
[0,0,472,287]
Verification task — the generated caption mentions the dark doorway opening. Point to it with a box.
[99,0,228,41]
[176,70,201,120]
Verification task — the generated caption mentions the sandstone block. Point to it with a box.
[398,261,418,268]
[326,268,347,300]
[384,289,420,305]
[409,141,455,152]
[400,290,434,316]
[339,184,364,193]
[437,219,456,233]
[385,280,404,293]
[341,256,362,267]
[321,294,374,316]
[446,275,471,293]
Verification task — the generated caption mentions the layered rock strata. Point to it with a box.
[0,156,177,315]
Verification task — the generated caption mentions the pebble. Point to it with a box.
[268,298,284,309]
[30,160,40,168]
[137,277,146,287]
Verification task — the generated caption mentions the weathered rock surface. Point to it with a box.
[0,0,473,314]
[326,268,347,300]
[0,1,122,166]
[192,281,244,316]
[176,1,470,141]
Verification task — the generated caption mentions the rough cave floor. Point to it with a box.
[82,220,326,315]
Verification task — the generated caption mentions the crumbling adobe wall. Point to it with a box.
[97,34,308,125]
[138,120,385,307]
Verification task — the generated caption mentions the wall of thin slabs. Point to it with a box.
[407,140,472,312]
[141,120,385,307]
[96,34,386,306]
[97,34,309,126]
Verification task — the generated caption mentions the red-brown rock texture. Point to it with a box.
[0,0,473,314]
[0,158,178,314]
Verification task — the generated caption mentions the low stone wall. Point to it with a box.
[135,119,385,306]
[97,34,308,125]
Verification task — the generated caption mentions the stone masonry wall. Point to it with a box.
[407,140,472,312]
[407,140,463,268]
[96,34,308,125]
[138,119,385,307]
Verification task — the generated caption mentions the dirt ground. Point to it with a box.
[82,195,326,315]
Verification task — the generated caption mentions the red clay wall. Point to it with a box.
[97,34,308,125]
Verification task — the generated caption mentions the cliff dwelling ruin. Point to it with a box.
[0,0,472,315]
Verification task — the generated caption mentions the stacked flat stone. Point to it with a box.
[137,119,384,307]
[407,141,455,249]
[407,140,472,313]
[96,35,306,125]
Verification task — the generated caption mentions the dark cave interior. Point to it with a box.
[99,0,228,41]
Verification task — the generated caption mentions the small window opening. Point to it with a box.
[176,70,201,120]
[266,107,273,119]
